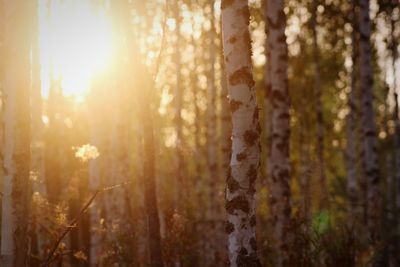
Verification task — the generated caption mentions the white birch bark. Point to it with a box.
[221,44,232,181]
[222,1,262,266]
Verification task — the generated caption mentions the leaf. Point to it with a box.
[73,251,88,261]
[312,209,330,234]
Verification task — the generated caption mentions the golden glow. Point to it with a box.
[39,0,113,101]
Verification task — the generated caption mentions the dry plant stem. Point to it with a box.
[41,182,131,267]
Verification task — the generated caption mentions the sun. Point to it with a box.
[39,0,113,101]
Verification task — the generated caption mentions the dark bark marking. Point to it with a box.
[226,195,249,214]
[230,99,243,113]
[210,163,218,172]
[243,130,258,146]
[250,237,257,250]
[278,52,288,62]
[229,36,237,43]
[268,10,286,29]
[252,107,259,121]
[236,152,247,161]
[272,89,286,103]
[269,196,277,206]
[250,216,256,227]
[277,33,286,43]
[229,67,255,88]
[237,251,262,267]
[237,6,250,25]
[247,164,257,184]
[221,0,234,9]
[243,31,253,58]
[226,221,235,234]
[227,174,241,193]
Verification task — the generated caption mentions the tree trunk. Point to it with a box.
[174,0,185,211]
[311,0,327,209]
[298,102,311,224]
[44,76,63,205]
[358,0,381,238]
[389,3,400,234]
[88,123,103,266]
[189,5,203,209]
[206,3,221,265]
[266,0,293,265]
[220,34,232,188]
[346,0,359,222]
[133,46,164,266]
[1,1,31,266]
[142,96,164,267]
[221,1,262,266]
[207,0,218,225]
[30,1,45,265]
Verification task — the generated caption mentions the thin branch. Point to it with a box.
[41,181,130,267]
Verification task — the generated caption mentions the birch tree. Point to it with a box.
[220,44,232,181]
[1,0,31,266]
[266,0,292,265]
[358,0,381,237]
[221,0,262,266]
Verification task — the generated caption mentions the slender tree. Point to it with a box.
[311,0,327,209]
[1,0,31,266]
[221,0,262,266]
[205,2,222,265]
[298,96,311,224]
[388,1,400,233]
[346,0,359,221]
[140,72,164,267]
[44,75,63,204]
[358,0,381,237]
[30,1,45,265]
[265,0,293,265]
[207,0,218,224]
[174,0,185,210]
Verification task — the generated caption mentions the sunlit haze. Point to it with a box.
[39,0,113,101]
